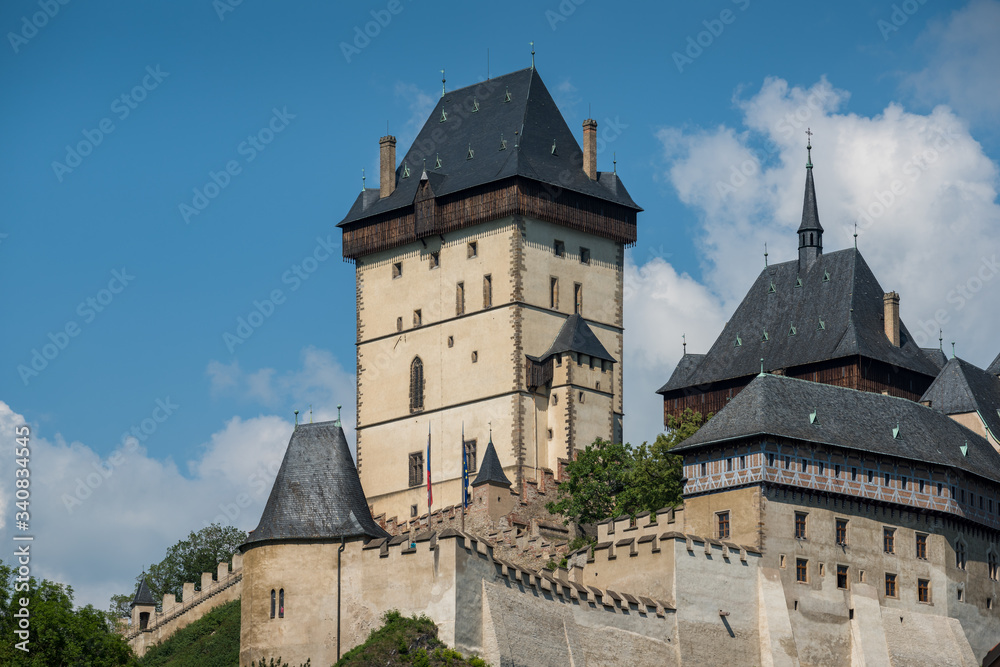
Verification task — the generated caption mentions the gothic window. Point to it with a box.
[278,589,284,618]
[409,451,424,487]
[270,589,276,619]
[464,439,477,473]
[483,274,492,308]
[409,357,424,413]
[456,282,465,316]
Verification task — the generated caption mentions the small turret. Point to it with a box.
[130,578,157,631]
[798,130,823,269]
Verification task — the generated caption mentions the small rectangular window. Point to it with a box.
[851,467,858,481]
[901,476,907,490]
[468,241,478,258]
[471,350,478,363]
[884,528,895,554]
[464,439,477,473]
[837,565,848,589]
[796,558,808,583]
[726,458,733,472]
[767,453,775,466]
[456,282,465,316]
[392,262,402,279]
[885,573,897,598]
[835,464,841,478]
[483,274,492,308]
[836,519,848,546]
[957,588,964,602]
[701,462,707,476]
[884,473,890,487]
[937,482,943,496]
[916,533,927,560]
[801,459,808,473]
[408,452,424,487]
[413,309,422,327]
[868,470,875,483]
[740,455,746,469]
[580,247,591,264]
[717,511,730,539]
[554,240,565,257]
[795,512,807,540]
[447,335,454,348]
[818,462,825,476]
[784,456,791,469]
[396,316,402,332]
[919,479,925,493]
[429,251,439,268]
[550,277,559,309]
[574,283,583,314]
[918,579,930,603]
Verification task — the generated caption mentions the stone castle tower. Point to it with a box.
[337,67,641,521]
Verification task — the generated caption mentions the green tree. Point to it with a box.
[0,560,137,666]
[546,409,711,525]
[115,523,246,615]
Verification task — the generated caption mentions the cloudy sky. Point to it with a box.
[2,1,999,610]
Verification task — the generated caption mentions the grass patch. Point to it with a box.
[138,598,240,667]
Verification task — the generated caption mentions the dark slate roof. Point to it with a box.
[674,373,1000,484]
[131,579,156,608]
[657,248,940,394]
[797,165,823,233]
[540,313,616,362]
[922,347,948,371]
[988,352,1000,376]
[339,68,640,227]
[921,357,1000,443]
[472,438,511,488]
[243,421,388,549]
[660,353,706,392]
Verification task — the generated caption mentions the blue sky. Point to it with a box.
[2,0,999,609]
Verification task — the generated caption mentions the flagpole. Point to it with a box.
[427,423,432,528]
[461,422,466,533]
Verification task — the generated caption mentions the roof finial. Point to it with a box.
[441,68,446,98]
[294,409,299,427]
[805,127,813,168]
[335,404,342,427]
[682,333,686,355]
[309,404,313,424]
[488,421,493,442]
[361,168,365,193]
[613,152,617,174]
[939,329,943,350]
[530,41,535,69]
[952,341,956,358]
[854,223,858,249]
[759,358,765,376]
[764,242,769,267]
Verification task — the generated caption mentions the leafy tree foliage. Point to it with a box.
[546,409,711,525]
[338,610,488,666]
[0,560,137,666]
[138,599,241,667]
[113,523,246,616]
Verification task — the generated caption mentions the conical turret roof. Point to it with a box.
[130,578,156,609]
[243,421,388,549]
[471,438,511,488]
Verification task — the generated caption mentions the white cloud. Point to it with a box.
[393,81,436,158]
[905,0,1000,125]
[656,76,1000,371]
[553,78,582,116]
[0,400,290,611]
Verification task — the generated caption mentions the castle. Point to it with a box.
[125,66,1000,666]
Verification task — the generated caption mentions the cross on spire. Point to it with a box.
[441,69,446,98]
[805,128,813,168]
[530,41,535,69]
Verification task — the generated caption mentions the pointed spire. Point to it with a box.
[798,129,823,268]
[131,578,156,608]
[471,436,511,488]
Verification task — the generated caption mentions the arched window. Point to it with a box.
[270,589,276,619]
[410,357,424,412]
[278,589,284,618]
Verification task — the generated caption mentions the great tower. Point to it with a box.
[338,67,641,521]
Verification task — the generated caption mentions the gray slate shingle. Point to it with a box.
[471,438,511,488]
[540,313,615,363]
[243,421,388,548]
[921,357,1000,444]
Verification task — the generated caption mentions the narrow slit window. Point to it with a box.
[483,274,492,308]
[574,283,583,314]
[550,277,559,308]
[278,589,284,618]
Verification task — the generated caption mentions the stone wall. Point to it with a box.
[124,554,243,657]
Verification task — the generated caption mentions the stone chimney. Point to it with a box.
[379,135,396,198]
[582,119,597,180]
[883,292,900,347]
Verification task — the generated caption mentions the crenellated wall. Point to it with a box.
[123,554,243,657]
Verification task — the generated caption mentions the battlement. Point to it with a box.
[123,554,243,657]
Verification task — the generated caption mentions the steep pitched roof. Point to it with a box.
[131,579,156,608]
[339,68,640,227]
[797,165,823,233]
[989,352,1000,376]
[921,357,1000,442]
[675,373,1000,484]
[243,421,388,549]
[540,313,615,362]
[471,438,511,488]
[660,353,706,392]
[657,248,940,394]
[922,347,948,371]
